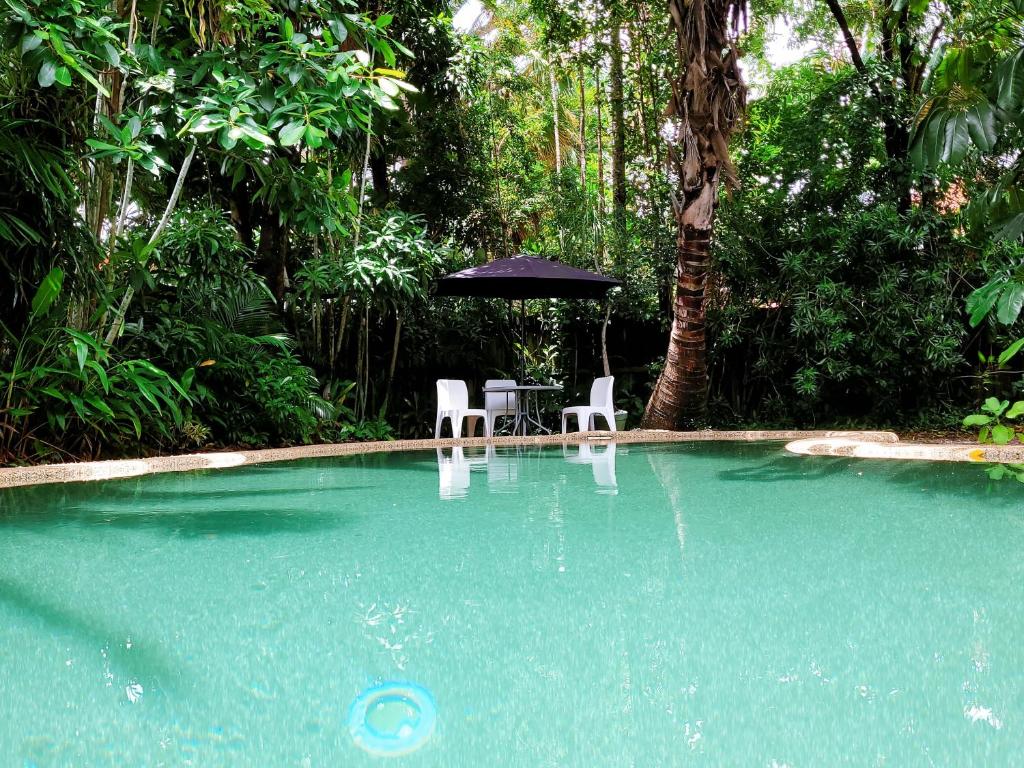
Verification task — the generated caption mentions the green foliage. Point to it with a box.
[963,397,1024,445]
[911,0,1024,239]
[710,62,977,425]
[1,269,194,461]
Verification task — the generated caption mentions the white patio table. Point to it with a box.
[482,383,563,436]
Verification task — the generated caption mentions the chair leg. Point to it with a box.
[561,413,568,434]
[604,409,617,432]
[435,412,444,439]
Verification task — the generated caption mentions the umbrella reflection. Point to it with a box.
[436,443,618,499]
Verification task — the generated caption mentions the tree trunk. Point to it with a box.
[641,0,746,429]
[256,215,289,303]
[609,22,627,227]
[369,141,390,207]
[550,68,561,175]
[643,177,717,428]
[577,58,586,188]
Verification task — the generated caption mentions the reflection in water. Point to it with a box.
[435,447,486,500]
[436,443,618,499]
[562,442,618,495]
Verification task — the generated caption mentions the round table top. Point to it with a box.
[482,384,563,392]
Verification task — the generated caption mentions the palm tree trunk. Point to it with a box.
[643,178,717,427]
[641,0,746,429]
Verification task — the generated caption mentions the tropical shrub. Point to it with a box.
[1,270,194,462]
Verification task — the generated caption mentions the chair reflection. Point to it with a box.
[562,442,618,494]
[436,447,487,500]
[437,442,619,499]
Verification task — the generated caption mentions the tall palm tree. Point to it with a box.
[642,0,747,428]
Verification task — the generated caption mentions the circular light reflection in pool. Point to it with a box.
[348,682,436,757]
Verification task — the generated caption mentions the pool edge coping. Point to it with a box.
[784,436,1024,465]
[0,429,901,489]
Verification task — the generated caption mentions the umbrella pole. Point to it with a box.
[520,299,526,384]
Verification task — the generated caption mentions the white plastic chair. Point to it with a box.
[484,379,517,436]
[561,376,616,433]
[435,379,489,438]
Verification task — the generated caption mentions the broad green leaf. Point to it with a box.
[20,33,42,54]
[189,116,222,134]
[963,414,992,426]
[942,113,970,165]
[998,338,1024,367]
[31,268,64,316]
[995,283,1024,325]
[37,59,57,88]
[992,423,1015,444]
[374,39,397,67]
[371,89,398,110]
[983,397,1008,415]
[966,279,1003,327]
[1005,401,1024,419]
[328,19,348,44]
[993,212,1024,242]
[996,48,1024,111]
[279,120,306,146]
[54,65,72,87]
[103,42,120,67]
[966,102,998,152]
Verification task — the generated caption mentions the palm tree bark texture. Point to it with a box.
[642,0,747,429]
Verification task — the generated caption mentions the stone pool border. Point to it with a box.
[784,436,1024,464]
[3,429,1017,490]
[0,429,901,489]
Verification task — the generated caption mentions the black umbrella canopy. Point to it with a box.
[434,255,620,300]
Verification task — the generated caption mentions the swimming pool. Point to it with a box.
[0,441,1020,765]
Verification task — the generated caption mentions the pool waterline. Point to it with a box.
[0,429,899,489]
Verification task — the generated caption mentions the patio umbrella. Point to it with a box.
[433,254,620,380]
[433,254,620,300]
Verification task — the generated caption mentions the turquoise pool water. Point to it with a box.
[1,442,1022,765]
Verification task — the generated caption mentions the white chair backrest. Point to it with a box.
[484,379,517,411]
[590,376,614,408]
[436,379,451,411]
[437,379,470,411]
